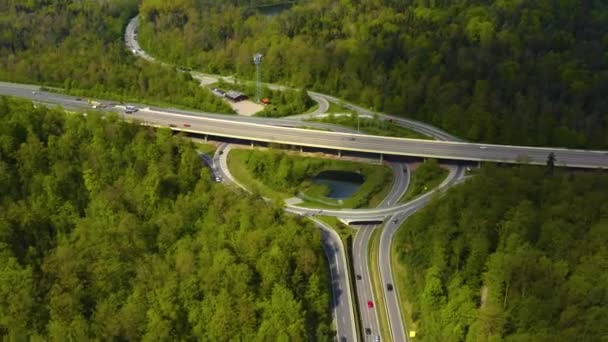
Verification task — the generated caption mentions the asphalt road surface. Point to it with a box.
[308,217,358,342]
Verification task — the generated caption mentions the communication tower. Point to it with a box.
[253,53,263,103]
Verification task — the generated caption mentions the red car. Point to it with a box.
[367,300,374,308]
[183,123,191,127]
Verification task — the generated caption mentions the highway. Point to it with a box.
[352,159,410,341]
[7,82,606,170]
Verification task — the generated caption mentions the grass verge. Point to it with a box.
[308,115,431,140]
[369,228,392,341]
[327,101,355,114]
[226,149,285,201]
[400,160,449,203]
[391,222,419,337]
[193,142,216,155]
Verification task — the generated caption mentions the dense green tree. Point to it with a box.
[139,0,608,148]
[0,0,232,113]
[0,97,332,340]
[394,165,608,340]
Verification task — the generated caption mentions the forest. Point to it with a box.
[138,0,608,149]
[393,165,608,341]
[0,97,331,340]
[0,0,232,113]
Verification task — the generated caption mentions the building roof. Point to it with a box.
[225,90,247,100]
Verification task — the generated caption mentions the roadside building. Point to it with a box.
[261,98,270,105]
[225,90,248,102]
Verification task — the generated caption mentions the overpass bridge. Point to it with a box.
[133,107,608,169]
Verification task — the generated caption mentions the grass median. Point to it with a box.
[400,159,448,203]
[369,228,392,341]
[308,113,431,140]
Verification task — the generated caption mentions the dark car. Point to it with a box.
[365,328,371,335]
[387,283,393,291]
[169,124,177,128]
[356,274,362,280]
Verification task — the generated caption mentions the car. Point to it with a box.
[219,150,224,155]
[387,283,393,291]
[75,97,82,101]
[169,124,177,128]
[479,146,488,149]
[183,123,191,127]
[392,218,399,224]
[215,176,222,183]
[32,91,38,95]
[367,300,374,308]
[375,335,380,342]
[125,105,138,114]
[365,328,371,335]
[340,336,347,342]
[356,274,362,280]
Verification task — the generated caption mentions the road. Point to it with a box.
[353,160,409,341]
[8,84,606,170]
[307,217,358,342]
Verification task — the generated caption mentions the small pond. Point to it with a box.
[312,170,365,199]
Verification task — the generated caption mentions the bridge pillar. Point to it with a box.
[338,150,342,158]
[300,146,303,153]
[204,135,208,142]
[380,153,383,162]
[251,141,254,147]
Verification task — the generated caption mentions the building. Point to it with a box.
[261,98,270,105]
[225,90,248,102]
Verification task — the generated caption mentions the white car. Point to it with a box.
[125,105,138,114]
